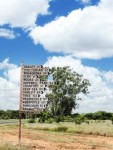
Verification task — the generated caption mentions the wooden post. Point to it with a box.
[19,63,23,145]
[19,111,22,145]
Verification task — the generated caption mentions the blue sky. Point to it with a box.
[0,0,101,67]
[0,0,113,112]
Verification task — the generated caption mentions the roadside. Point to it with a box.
[0,126,113,150]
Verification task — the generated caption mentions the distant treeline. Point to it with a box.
[0,110,113,121]
[0,110,21,119]
[83,111,113,120]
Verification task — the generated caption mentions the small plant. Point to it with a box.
[39,110,53,123]
[111,116,113,124]
[55,116,63,123]
[55,126,68,132]
[96,120,101,123]
[28,118,36,123]
[84,119,89,124]
[4,116,9,120]
[74,117,82,124]
[38,117,45,123]
[74,115,86,124]
[0,144,26,150]
[45,118,54,124]
[63,116,73,122]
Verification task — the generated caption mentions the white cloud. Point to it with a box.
[0,58,20,110]
[0,56,113,113]
[0,28,18,39]
[0,0,50,28]
[82,0,90,3]
[0,58,17,69]
[30,0,113,59]
[44,55,113,113]
[104,71,113,84]
[76,0,91,4]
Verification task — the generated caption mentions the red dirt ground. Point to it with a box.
[0,128,113,150]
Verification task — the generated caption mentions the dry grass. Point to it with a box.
[24,120,113,137]
[1,120,113,150]
[0,143,27,150]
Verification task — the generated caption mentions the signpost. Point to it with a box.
[19,64,50,145]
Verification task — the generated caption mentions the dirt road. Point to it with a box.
[0,127,113,150]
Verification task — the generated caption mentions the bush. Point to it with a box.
[84,119,89,124]
[45,118,54,124]
[111,116,113,124]
[39,111,53,123]
[55,116,63,123]
[74,117,82,124]
[63,116,73,122]
[4,116,9,120]
[38,117,45,123]
[74,115,86,124]
[0,144,26,150]
[55,126,68,132]
[28,118,36,123]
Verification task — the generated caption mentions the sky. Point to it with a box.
[0,0,113,113]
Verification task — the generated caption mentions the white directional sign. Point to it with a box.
[20,65,50,112]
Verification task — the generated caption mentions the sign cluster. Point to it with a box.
[20,65,51,112]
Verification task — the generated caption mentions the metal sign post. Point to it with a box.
[19,64,50,145]
[19,63,23,145]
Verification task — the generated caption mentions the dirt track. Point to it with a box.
[0,128,113,150]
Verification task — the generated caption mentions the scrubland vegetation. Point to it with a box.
[1,110,113,138]
[1,120,113,150]
[1,110,113,137]
[25,119,113,137]
[0,144,26,150]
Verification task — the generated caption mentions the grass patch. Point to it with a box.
[1,121,113,150]
[54,126,68,132]
[24,120,113,137]
[0,144,27,150]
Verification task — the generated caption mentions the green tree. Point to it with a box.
[46,67,90,116]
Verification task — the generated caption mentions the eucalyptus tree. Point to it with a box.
[46,67,90,116]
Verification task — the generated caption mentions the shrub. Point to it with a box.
[111,117,113,124]
[63,116,73,122]
[4,116,9,120]
[74,117,82,124]
[74,115,86,124]
[55,116,63,123]
[84,119,89,124]
[28,118,36,123]
[39,110,53,123]
[45,118,54,124]
[55,126,68,132]
[0,144,26,150]
[38,118,45,123]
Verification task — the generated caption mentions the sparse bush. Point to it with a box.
[111,116,113,124]
[74,115,86,124]
[96,120,101,123]
[38,118,45,123]
[55,126,68,132]
[39,110,53,123]
[28,118,36,123]
[84,119,89,124]
[55,116,63,123]
[0,144,26,150]
[63,116,73,122]
[4,116,9,120]
[74,117,82,124]
[45,118,54,124]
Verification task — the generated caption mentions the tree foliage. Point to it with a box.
[46,67,90,116]
[0,110,19,119]
[84,111,113,120]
